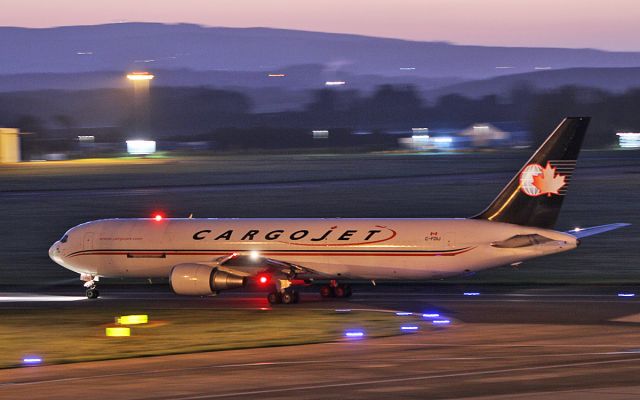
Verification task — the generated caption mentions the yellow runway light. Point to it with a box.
[117,315,148,325]
[106,327,131,337]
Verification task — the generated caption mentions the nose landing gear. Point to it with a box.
[81,274,100,299]
[85,287,100,299]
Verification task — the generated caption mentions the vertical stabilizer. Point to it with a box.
[472,117,590,228]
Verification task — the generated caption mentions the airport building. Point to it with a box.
[398,122,525,151]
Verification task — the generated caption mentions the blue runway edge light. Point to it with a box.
[422,313,440,318]
[463,292,480,296]
[395,312,413,316]
[617,293,636,297]
[344,330,365,338]
[432,319,451,325]
[22,357,42,365]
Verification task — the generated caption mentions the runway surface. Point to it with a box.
[0,285,639,399]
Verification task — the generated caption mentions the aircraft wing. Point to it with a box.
[212,253,325,279]
[566,223,630,238]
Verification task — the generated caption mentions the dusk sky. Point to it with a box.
[2,0,640,51]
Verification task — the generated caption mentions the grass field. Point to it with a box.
[0,308,416,369]
[0,150,638,284]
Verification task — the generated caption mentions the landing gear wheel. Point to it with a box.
[344,285,353,298]
[267,292,282,305]
[334,286,346,298]
[320,285,333,298]
[86,288,100,299]
[281,290,300,305]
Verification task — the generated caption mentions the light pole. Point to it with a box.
[126,72,154,139]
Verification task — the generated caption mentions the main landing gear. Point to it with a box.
[267,290,300,305]
[82,274,100,299]
[267,279,300,305]
[320,280,352,299]
[265,279,352,305]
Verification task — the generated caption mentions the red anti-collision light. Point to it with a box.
[257,274,270,285]
[154,214,163,221]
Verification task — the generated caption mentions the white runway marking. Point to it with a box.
[3,350,640,388]
[171,358,640,399]
[326,342,640,348]
[612,313,640,323]
[0,294,85,302]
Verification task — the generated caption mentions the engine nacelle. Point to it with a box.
[170,263,247,296]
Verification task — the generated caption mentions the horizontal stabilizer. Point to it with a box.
[566,223,630,238]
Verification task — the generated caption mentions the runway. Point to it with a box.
[0,285,639,399]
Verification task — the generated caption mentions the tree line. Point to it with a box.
[1,83,638,152]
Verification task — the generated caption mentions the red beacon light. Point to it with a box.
[257,274,270,285]
[153,214,164,221]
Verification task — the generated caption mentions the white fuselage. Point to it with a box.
[49,218,578,280]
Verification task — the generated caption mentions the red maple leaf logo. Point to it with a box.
[532,163,566,196]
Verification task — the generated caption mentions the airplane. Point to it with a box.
[49,117,629,304]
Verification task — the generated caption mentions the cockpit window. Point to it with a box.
[60,235,68,243]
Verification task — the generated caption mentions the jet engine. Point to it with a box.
[170,263,247,295]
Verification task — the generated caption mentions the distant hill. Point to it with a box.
[2,23,640,80]
[429,67,640,98]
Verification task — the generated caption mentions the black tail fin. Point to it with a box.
[472,117,590,229]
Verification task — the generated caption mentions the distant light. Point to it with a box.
[412,135,430,141]
[473,125,490,130]
[117,315,148,325]
[422,313,440,318]
[412,127,429,132]
[345,330,364,338]
[126,140,156,155]
[401,326,419,331]
[434,137,453,144]
[463,292,480,296]
[399,67,416,70]
[534,66,552,70]
[395,312,413,316]
[312,130,329,139]
[77,135,95,142]
[154,214,163,222]
[325,81,346,86]
[76,51,93,55]
[22,357,42,365]
[126,72,155,81]
[432,319,451,325]
[268,73,286,77]
[106,327,131,337]
[573,227,583,232]
[335,309,352,313]
[495,66,514,69]
[617,132,640,149]
[618,293,636,297]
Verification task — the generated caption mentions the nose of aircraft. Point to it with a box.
[49,241,62,264]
